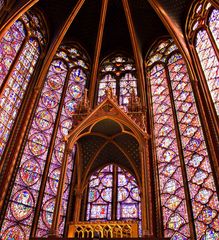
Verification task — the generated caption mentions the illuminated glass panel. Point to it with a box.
[86,165,141,233]
[86,165,113,221]
[21,11,47,47]
[117,167,141,234]
[36,50,88,236]
[98,74,116,103]
[0,9,47,162]
[0,21,26,87]
[209,9,219,49]
[168,53,219,239]
[0,38,40,160]
[120,73,137,106]
[148,63,190,239]
[195,30,219,115]
[0,60,67,240]
[147,38,219,239]
[0,41,89,238]
[98,54,137,106]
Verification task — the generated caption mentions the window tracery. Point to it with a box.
[187,0,219,115]
[0,44,90,239]
[86,165,141,232]
[97,54,137,107]
[0,10,47,162]
[146,39,219,239]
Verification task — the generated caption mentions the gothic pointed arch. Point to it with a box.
[97,53,138,107]
[85,164,142,232]
[0,8,48,164]
[186,0,219,119]
[64,95,150,237]
[145,37,219,239]
[0,42,90,239]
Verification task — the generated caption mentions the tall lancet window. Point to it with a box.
[97,54,138,107]
[0,44,90,239]
[187,0,219,115]
[86,165,141,231]
[0,10,47,162]
[146,39,219,240]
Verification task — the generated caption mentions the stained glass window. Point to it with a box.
[0,44,90,239]
[0,10,47,162]
[146,39,219,239]
[98,54,137,107]
[86,165,141,232]
[187,1,219,115]
[87,165,113,221]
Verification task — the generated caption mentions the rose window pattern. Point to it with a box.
[0,44,90,239]
[0,10,47,162]
[86,165,141,233]
[98,54,137,106]
[146,38,219,239]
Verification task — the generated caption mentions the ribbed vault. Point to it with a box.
[78,118,140,181]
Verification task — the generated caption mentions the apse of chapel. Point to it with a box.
[0,0,218,239]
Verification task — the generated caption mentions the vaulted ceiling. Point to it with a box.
[33,0,192,60]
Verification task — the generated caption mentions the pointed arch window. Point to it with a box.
[0,44,90,239]
[86,164,141,230]
[187,0,219,115]
[146,39,219,239]
[97,54,138,107]
[0,10,47,162]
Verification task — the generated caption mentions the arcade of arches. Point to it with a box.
[0,0,218,239]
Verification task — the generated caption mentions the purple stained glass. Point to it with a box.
[86,165,141,234]
[0,20,26,87]
[120,73,137,106]
[0,59,67,239]
[168,53,219,239]
[98,54,137,106]
[148,62,190,239]
[209,9,219,49]
[36,46,88,237]
[195,29,219,115]
[0,10,47,162]
[147,38,219,239]
[98,74,116,103]
[86,166,113,221]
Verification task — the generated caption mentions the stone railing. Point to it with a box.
[68,220,139,238]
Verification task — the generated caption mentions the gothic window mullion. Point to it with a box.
[205,26,219,60]
[82,183,89,221]
[145,68,163,237]
[30,66,71,237]
[35,47,89,237]
[147,48,191,238]
[112,165,118,220]
[0,20,26,89]
[194,29,219,116]
[0,38,42,165]
[188,2,219,117]
[207,8,219,51]
[0,36,27,93]
[0,41,42,175]
[164,63,197,239]
[167,52,219,239]
[0,37,27,164]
